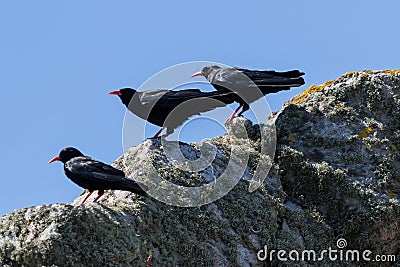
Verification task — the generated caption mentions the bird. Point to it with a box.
[48,147,146,204]
[109,88,237,138]
[191,65,305,122]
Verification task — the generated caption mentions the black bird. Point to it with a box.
[191,66,305,122]
[48,147,146,204]
[109,88,236,138]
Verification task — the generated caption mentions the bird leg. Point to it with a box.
[93,190,105,203]
[81,190,94,204]
[236,103,249,117]
[225,104,243,123]
[151,126,166,138]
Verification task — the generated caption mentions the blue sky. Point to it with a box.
[0,1,399,215]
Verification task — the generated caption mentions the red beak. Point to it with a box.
[48,155,61,164]
[108,90,122,96]
[190,71,202,78]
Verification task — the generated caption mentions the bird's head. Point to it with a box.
[48,147,84,164]
[190,65,221,79]
[109,88,136,106]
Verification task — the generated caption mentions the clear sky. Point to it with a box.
[0,1,399,216]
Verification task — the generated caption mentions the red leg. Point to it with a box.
[93,190,105,203]
[226,104,243,123]
[151,126,166,138]
[81,190,94,204]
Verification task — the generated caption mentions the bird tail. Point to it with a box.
[252,76,305,87]
[239,68,305,78]
[240,69,305,87]
[264,70,305,78]
[122,178,147,196]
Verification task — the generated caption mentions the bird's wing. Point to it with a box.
[212,68,304,88]
[213,68,244,84]
[162,89,204,99]
[138,89,205,108]
[138,89,170,105]
[161,90,233,107]
[140,89,213,109]
[209,68,262,90]
[236,68,305,79]
[66,157,126,183]
[157,91,236,128]
[131,89,235,130]
[236,68,305,86]
[65,157,147,195]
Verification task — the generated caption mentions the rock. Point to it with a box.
[1,70,399,266]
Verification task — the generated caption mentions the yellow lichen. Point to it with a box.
[288,135,296,142]
[343,70,400,80]
[222,141,233,146]
[291,69,400,105]
[342,71,370,79]
[335,103,345,108]
[380,70,400,75]
[344,71,359,77]
[291,80,335,104]
[387,189,395,199]
[365,127,374,134]
[358,127,375,138]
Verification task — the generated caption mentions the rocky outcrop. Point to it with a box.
[1,70,399,266]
